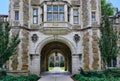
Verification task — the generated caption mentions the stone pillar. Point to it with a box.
[72,54,80,74]
[30,55,40,76]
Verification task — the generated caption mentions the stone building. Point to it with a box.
[7,0,119,76]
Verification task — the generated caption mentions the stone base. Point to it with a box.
[7,70,30,76]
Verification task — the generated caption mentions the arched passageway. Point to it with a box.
[40,41,72,73]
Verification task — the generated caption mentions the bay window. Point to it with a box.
[47,5,64,21]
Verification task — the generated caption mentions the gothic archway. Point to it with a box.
[40,41,72,73]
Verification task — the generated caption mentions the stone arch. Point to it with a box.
[35,36,76,55]
[35,36,76,73]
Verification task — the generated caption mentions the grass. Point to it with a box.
[48,67,54,71]
[60,67,65,70]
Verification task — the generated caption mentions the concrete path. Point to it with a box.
[38,67,73,81]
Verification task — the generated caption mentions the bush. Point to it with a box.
[74,74,119,81]
[79,68,104,78]
[27,74,39,81]
[0,70,7,80]
[75,68,120,81]
[0,70,7,76]
[0,74,39,81]
[49,61,54,67]
[103,68,120,77]
[60,60,64,67]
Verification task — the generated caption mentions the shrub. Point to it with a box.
[74,74,119,81]
[0,70,7,80]
[79,68,104,78]
[0,74,39,81]
[0,70,7,76]
[103,68,120,77]
[27,74,39,81]
[60,60,64,67]
[49,61,54,67]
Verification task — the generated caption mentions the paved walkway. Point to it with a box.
[38,67,73,81]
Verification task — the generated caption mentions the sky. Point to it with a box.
[0,0,120,15]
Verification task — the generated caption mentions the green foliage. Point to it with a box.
[99,0,119,68]
[60,60,64,67]
[101,0,114,16]
[0,22,20,68]
[0,74,39,81]
[79,68,104,78]
[103,68,120,77]
[0,70,7,80]
[75,68,120,81]
[49,60,54,67]
[74,74,119,81]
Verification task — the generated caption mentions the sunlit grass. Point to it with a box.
[60,67,65,70]
[48,67,54,71]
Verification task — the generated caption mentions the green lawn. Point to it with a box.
[48,67,54,71]
[60,67,65,70]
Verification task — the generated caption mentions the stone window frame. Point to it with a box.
[91,11,96,21]
[33,8,38,24]
[73,7,80,25]
[47,5,65,22]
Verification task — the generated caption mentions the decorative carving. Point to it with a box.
[31,34,38,43]
[74,34,80,43]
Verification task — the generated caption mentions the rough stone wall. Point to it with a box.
[21,29,29,70]
[9,0,29,71]
[23,0,29,27]
[82,29,100,70]
[90,0,97,10]
[91,29,100,70]
[82,0,89,28]
[31,0,40,5]
[21,0,29,70]
[83,31,90,70]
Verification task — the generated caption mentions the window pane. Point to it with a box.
[33,9,38,15]
[53,13,58,21]
[47,13,52,21]
[74,16,79,24]
[15,11,19,20]
[53,5,58,12]
[59,6,64,12]
[59,13,64,21]
[33,16,38,24]
[47,6,52,12]
[73,9,78,16]
[92,12,96,21]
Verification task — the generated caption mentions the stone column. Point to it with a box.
[72,54,80,74]
[30,55,40,76]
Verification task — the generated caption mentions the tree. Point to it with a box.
[0,22,20,68]
[99,1,119,68]
[101,0,114,16]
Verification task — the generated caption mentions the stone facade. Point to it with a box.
[7,0,110,76]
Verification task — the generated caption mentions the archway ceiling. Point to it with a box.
[41,41,71,57]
